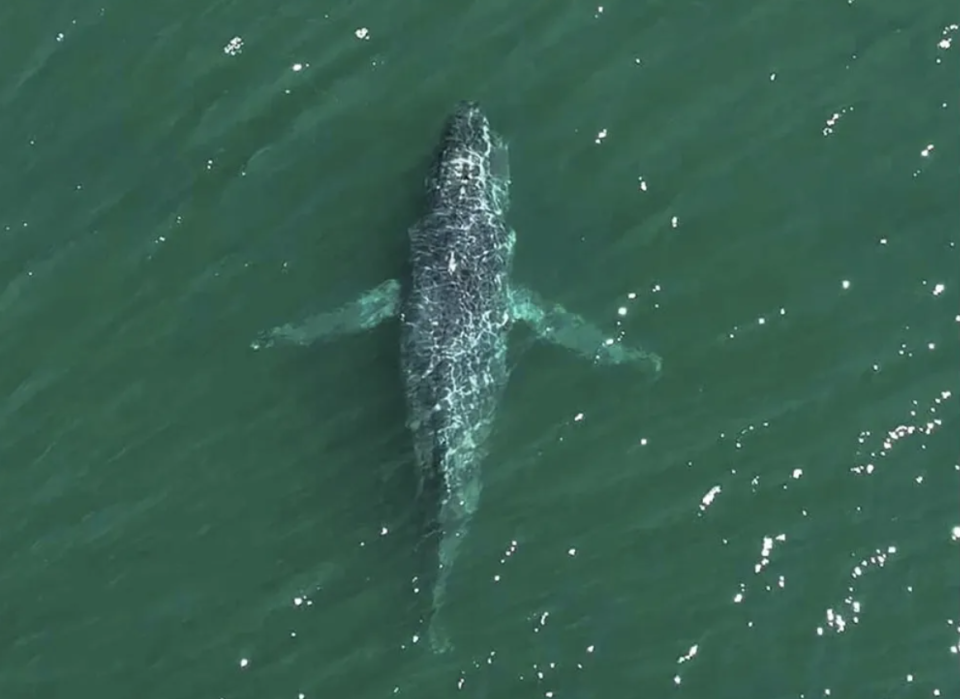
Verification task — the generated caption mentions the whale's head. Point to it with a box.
[426,101,510,214]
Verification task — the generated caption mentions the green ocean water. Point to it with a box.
[0,0,957,697]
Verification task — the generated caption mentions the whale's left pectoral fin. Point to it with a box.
[510,284,663,374]
[252,278,401,350]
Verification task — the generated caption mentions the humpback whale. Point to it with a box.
[252,101,661,652]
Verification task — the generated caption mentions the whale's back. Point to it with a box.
[398,102,515,651]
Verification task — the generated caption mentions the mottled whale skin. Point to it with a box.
[252,101,661,652]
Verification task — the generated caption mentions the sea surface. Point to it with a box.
[0,1,957,697]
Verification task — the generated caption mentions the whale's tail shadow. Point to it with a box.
[407,444,472,654]
[422,498,472,654]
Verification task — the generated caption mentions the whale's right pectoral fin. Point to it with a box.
[510,284,663,374]
[252,278,401,350]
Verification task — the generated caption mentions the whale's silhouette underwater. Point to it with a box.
[253,101,662,652]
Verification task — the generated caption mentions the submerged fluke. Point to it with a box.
[424,529,463,653]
